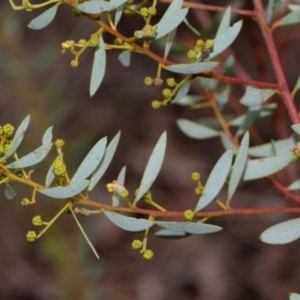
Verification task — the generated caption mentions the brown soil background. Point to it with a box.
[1,1,300,299]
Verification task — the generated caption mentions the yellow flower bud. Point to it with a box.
[71,60,79,68]
[55,139,65,148]
[26,231,37,242]
[184,209,195,221]
[3,124,14,137]
[143,249,154,260]
[151,100,161,109]
[191,172,200,181]
[131,239,143,250]
[32,215,43,226]
[144,77,153,86]
[166,78,176,87]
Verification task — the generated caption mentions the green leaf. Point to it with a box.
[45,165,56,188]
[228,131,249,200]
[216,86,230,110]
[224,55,235,77]
[287,178,300,191]
[5,184,16,200]
[134,132,167,203]
[28,4,58,30]
[260,217,300,244]
[290,293,300,300]
[103,210,153,231]
[216,6,231,37]
[155,221,223,234]
[110,0,127,8]
[39,180,90,199]
[112,166,126,206]
[220,132,237,153]
[291,124,300,135]
[71,137,107,184]
[90,36,106,97]
[229,103,277,127]
[171,81,191,103]
[174,95,201,106]
[183,17,201,36]
[118,51,131,67]
[248,134,297,157]
[177,119,220,139]
[155,229,190,239]
[77,0,113,14]
[195,150,233,211]
[274,9,300,27]
[242,155,296,181]
[288,5,300,12]
[164,62,219,75]
[206,20,243,60]
[235,105,260,136]
[114,3,124,26]
[161,0,183,19]
[6,143,53,168]
[88,131,121,191]
[292,75,300,96]
[2,115,30,160]
[42,127,53,145]
[164,29,177,59]
[155,8,189,40]
[265,0,275,24]
[240,87,276,107]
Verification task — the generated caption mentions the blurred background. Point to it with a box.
[1,0,300,299]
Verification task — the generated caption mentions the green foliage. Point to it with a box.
[5,1,300,295]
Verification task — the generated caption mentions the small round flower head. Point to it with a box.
[205,39,214,49]
[132,239,143,250]
[114,38,123,45]
[53,157,66,176]
[191,172,200,182]
[144,76,153,86]
[184,209,195,221]
[78,39,87,46]
[143,249,154,260]
[61,40,75,50]
[148,7,157,16]
[166,78,176,87]
[32,215,43,226]
[153,78,163,87]
[3,143,11,154]
[151,100,161,109]
[140,7,148,17]
[21,198,31,206]
[106,181,117,193]
[162,88,173,98]
[187,50,197,61]
[120,189,129,199]
[90,34,99,47]
[26,231,37,242]
[195,186,203,195]
[71,60,79,68]
[3,124,14,137]
[55,139,65,148]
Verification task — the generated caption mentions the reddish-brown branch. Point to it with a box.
[199,72,282,90]
[253,0,300,124]
[159,0,256,17]
[76,198,300,218]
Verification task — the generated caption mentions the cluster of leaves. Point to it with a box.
[6,0,300,297]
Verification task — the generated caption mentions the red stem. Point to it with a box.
[77,198,300,218]
[253,0,300,124]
